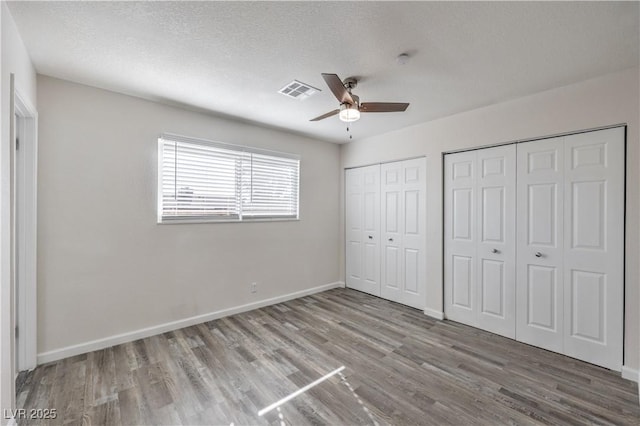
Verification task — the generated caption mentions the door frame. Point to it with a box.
[13,87,38,372]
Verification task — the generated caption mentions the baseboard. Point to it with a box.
[37,281,345,365]
[424,308,444,320]
[621,365,639,383]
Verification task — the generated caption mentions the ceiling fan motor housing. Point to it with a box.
[343,77,358,91]
[348,94,360,109]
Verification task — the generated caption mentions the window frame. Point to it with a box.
[157,133,300,224]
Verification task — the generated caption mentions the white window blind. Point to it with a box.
[241,153,299,218]
[158,135,299,223]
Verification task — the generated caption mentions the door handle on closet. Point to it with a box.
[368,235,373,239]
[535,252,543,258]
[388,238,394,242]
[492,248,500,254]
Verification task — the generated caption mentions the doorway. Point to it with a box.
[13,89,38,373]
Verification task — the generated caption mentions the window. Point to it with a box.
[158,134,299,223]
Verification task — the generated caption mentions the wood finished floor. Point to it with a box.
[17,288,640,425]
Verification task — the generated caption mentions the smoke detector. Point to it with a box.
[396,53,410,65]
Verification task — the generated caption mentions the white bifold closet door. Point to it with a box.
[380,158,427,309]
[516,136,565,353]
[445,126,624,371]
[345,165,381,296]
[517,127,624,370]
[444,145,517,338]
[345,158,427,309]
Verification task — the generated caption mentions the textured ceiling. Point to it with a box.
[7,1,640,143]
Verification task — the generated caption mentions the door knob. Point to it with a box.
[388,238,394,242]
[492,248,500,254]
[368,235,373,239]
[535,252,542,258]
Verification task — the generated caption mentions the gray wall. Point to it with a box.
[36,75,341,356]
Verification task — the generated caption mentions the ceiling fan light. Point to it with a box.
[339,104,360,122]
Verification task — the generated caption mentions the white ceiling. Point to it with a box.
[7,1,639,143]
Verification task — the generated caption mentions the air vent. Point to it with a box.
[278,80,320,100]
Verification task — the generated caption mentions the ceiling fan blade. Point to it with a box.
[360,102,410,112]
[310,109,340,121]
[322,73,354,105]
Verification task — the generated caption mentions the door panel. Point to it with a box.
[562,127,624,370]
[363,188,378,286]
[384,246,399,289]
[361,165,381,295]
[527,265,557,330]
[481,259,504,316]
[571,181,605,250]
[381,161,403,302]
[364,192,376,231]
[476,145,516,338]
[528,184,557,246]
[570,270,605,342]
[453,160,473,180]
[364,243,377,284]
[452,255,473,309]
[381,158,426,309]
[345,165,380,296]
[453,189,473,240]
[481,187,504,243]
[404,190,419,234]
[516,137,564,352]
[385,192,399,233]
[445,151,477,325]
[346,241,362,282]
[345,169,363,287]
[404,248,419,294]
[399,158,427,309]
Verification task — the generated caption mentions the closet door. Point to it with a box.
[444,127,624,370]
[476,145,516,338]
[445,147,516,335]
[562,127,624,370]
[381,158,427,309]
[444,151,477,326]
[345,165,381,296]
[516,137,565,353]
[380,161,403,302]
[400,158,427,309]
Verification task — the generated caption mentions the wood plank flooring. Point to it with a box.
[16,288,640,425]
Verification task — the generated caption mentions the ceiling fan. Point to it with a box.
[310,73,409,122]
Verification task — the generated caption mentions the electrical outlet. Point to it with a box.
[251,282,257,293]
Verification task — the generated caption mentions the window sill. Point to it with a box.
[157,217,300,225]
